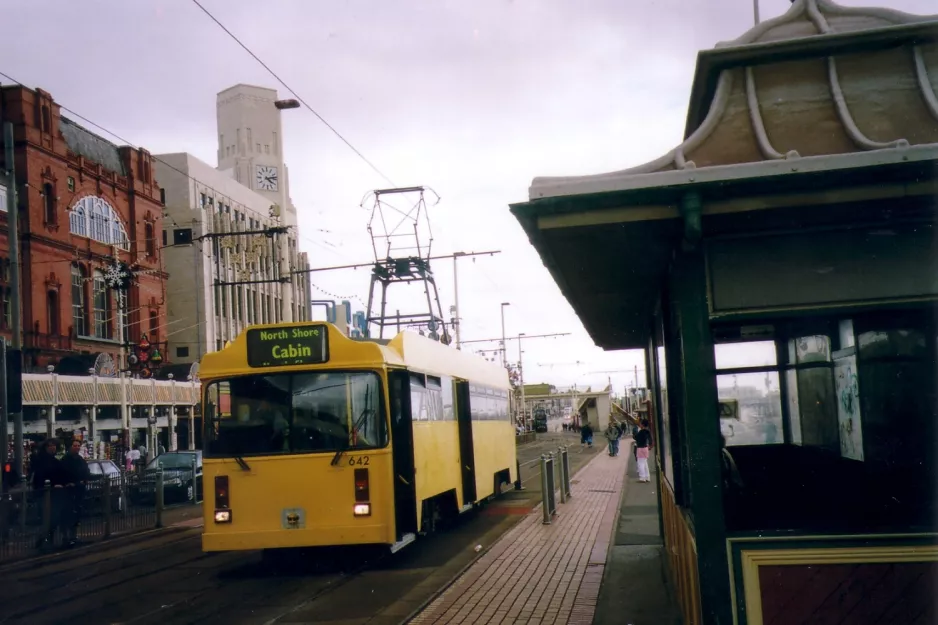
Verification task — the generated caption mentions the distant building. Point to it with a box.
[0,85,165,374]
[156,83,312,365]
[216,84,307,323]
[155,152,310,364]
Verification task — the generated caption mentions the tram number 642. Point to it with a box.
[348,456,370,467]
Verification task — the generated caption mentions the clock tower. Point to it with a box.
[215,84,296,227]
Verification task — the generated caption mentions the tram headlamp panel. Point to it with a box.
[214,510,232,523]
[353,504,371,517]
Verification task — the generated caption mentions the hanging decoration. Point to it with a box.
[126,333,163,379]
[102,259,134,291]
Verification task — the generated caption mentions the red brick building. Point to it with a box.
[0,85,166,373]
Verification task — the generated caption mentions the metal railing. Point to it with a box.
[539,446,573,525]
[0,467,197,563]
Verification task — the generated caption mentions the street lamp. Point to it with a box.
[518,333,526,430]
[274,99,300,110]
[500,302,510,367]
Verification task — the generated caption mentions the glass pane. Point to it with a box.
[838,319,855,350]
[796,367,838,451]
[205,372,386,457]
[834,354,864,461]
[792,336,831,364]
[717,372,782,446]
[857,329,927,360]
[785,369,802,444]
[714,341,777,370]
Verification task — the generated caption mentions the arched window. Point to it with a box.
[47,291,59,335]
[43,183,56,224]
[145,222,155,257]
[92,270,111,339]
[69,205,86,237]
[68,196,129,250]
[71,264,87,337]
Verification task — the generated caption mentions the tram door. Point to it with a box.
[455,380,477,504]
[388,370,417,539]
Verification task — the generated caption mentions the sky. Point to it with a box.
[1,0,934,393]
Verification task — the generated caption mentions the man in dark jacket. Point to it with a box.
[61,439,91,546]
[32,438,68,547]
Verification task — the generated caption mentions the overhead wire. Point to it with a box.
[189,0,396,187]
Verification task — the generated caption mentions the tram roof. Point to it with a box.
[199,323,508,388]
[383,331,510,389]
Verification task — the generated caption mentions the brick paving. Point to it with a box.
[409,448,627,625]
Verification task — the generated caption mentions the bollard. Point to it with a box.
[560,446,572,500]
[539,455,551,525]
[546,453,557,518]
[103,475,112,538]
[557,447,566,504]
[513,459,524,491]
[155,469,164,528]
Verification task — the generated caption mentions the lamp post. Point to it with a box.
[518,333,526,431]
[500,302,510,367]
[452,252,466,349]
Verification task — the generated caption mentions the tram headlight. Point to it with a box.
[353,504,371,517]
[214,509,232,523]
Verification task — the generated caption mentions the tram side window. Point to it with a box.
[410,374,429,421]
[715,341,783,446]
[467,386,508,421]
[427,376,444,421]
[441,376,455,420]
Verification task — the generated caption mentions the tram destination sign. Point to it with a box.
[246,325,329,368]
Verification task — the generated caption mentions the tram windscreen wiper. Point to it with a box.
[331,439,350,466]
[234,456,251,471]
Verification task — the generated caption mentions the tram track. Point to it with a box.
[0,434,598,625]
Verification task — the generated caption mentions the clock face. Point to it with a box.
[255,165,279,191]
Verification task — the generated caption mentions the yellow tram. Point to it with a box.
[199,322,516,554]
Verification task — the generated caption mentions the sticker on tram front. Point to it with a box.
[282,508,306,529]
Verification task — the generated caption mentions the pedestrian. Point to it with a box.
[604,422,621,457]
[634,420,652,482]
[581,422,593,448]
[61,438,91,547]
[31,438,68,548]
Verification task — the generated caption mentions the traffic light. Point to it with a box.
[2,461,18,489]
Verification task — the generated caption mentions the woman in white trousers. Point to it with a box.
[634,419,652,482]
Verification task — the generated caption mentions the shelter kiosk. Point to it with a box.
[511,1,938,623]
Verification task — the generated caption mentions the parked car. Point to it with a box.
[85,459,126,513]
[135,451,202,504]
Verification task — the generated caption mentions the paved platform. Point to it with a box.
[409,446,626,625]
[593,447,682,625]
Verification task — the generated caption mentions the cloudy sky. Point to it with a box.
[1,0,934,393]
